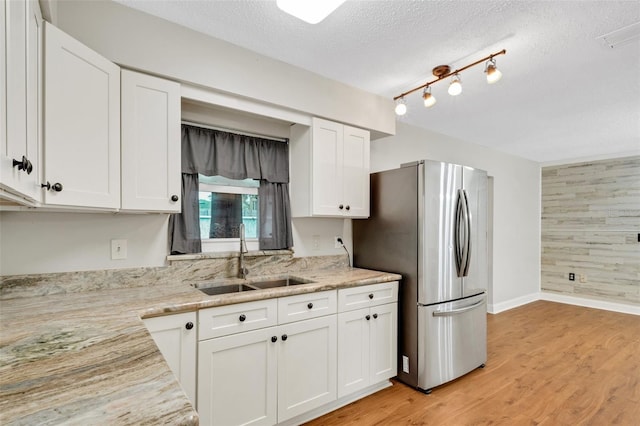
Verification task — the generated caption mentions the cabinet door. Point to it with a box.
[278,315,337,422]
[121,70,181,212]
[342,125,370,218]
[144,312,196,406]
[369,303,397,384]
[198,327,277,426]
[337,309,370,398]
[311,117,344,216]
[1,0,41,203]
[43,22,120,209]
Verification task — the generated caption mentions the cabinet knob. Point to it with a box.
[338,204,344,210]
[345,205,350,211]
[271,336,278,343]
[369,294,374,299]
[41,181,63,192]
[373,313,378,319]
[12,156,33,174]
[366,315,371,321]
[281,334,288,341]
[307,302,313,309]
[239,314,246,322]
[185,321,194,330]
[171,195,179,202]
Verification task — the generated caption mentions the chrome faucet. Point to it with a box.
[238,223,249,279]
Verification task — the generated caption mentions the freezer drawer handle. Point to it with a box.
[433,300,484,317]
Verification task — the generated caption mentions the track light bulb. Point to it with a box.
[485,58,502,84]
[423,87,436,108]
[395,98,407,116]
[448,75,462,96]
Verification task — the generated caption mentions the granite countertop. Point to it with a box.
[0,267,401,425]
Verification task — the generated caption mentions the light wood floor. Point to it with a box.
[306,301,640,425]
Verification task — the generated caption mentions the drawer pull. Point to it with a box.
[239,314,246,322]
[271,336,278,343]
[373,313,378,319]
[366,315,371,321]
[307,302,313,309]
[281,334,288,341]
[369,294,374,299]
[185,321,194,330]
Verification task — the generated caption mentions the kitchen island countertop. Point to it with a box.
[0,266,401,425]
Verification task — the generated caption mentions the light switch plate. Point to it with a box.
[111,239,127,260]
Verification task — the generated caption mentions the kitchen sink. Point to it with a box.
[197,284,256,296]
[248,277,314,289]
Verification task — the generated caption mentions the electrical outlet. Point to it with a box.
[334,236,342,248]
[569,273,575,281]
[402,356,409,373]
[111,239,127,260]
[312,235,320,251]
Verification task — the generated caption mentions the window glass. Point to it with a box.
[198,175,259,241]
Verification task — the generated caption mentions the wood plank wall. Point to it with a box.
[541,156,640,304]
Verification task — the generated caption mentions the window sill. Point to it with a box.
[167,249,293,262]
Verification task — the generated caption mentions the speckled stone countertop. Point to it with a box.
[0,266,400,425]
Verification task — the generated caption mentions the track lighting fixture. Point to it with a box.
[395,97,407,115]
[423,86,436,107]
[394,49,506,115]
[448,74,462,96]
[485,57,502,84]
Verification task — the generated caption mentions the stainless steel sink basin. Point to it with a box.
[248,277,314,289]
[197,284,256,296]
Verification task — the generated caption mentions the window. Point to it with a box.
[198,175,259,251]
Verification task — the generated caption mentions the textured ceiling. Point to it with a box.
[114,0,640,163]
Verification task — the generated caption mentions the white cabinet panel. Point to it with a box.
[337,309,370,398]
[198,327,278,426]
[290,117,370,218]
[369,303,397,383]
[277,290,337,325]
[1,0,41,203]
[121,69,181,212]
[144,312,197,406]
[337,281,398,312]
[43,22,120,208]
[199,298,278,340]
[277,315,337,422]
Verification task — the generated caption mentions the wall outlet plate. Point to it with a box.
[569,273,575,281]
[111,239,127,260]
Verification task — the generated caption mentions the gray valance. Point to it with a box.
[169,124,293,254]
[181,124,289,183]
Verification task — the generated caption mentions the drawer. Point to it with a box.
[199,299,278,340]
[338,281,398,312]
[278,290,337,325]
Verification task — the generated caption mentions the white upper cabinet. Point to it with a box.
[290,117,370,218]
[121,69,181,212]
[43,22,120,209]
[1,0,42,204]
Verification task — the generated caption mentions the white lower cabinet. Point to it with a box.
[197,293,338,426]
[144,312,197,406]
[337,303,397,398]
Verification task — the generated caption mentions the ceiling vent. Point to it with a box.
[597,21,640,48]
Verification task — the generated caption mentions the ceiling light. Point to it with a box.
[394,98,407,116]
[393,49,506,112]
[276,0,346,24]
[485,58,502,84]
[423,86,436,108]
[448,74,462,96]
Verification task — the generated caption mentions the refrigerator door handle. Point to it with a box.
[454,190,464,277]
[432,300,485,316]
[462,189,472,277]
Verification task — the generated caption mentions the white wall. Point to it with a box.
[372,122,541,310]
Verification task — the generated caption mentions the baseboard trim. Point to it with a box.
[487,292,539,314]
[540,292,640,316]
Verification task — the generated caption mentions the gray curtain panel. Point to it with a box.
[169,124,292,254]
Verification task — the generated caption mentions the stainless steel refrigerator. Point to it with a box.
[353,160,488,393]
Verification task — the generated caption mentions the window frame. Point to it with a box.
[199,181,260,253]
